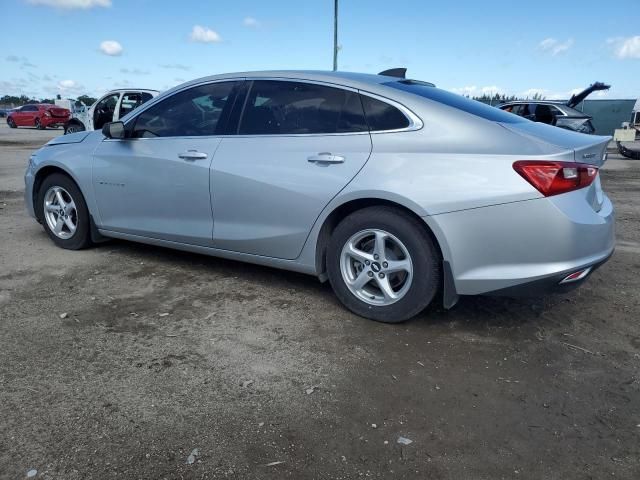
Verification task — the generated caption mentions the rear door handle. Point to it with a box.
[178,150,208,161]
[307,152,345,164]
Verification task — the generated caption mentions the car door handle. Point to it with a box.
[307,152,345,164]
[178,150,208,161]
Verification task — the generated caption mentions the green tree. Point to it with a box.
[76,94,97,106]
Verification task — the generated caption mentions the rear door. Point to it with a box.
[210,79,372,259]
[16,105,37,126]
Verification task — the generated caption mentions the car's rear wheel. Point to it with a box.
[327,206,440,323]
[36,173,91,250]
[65,122,85,134]
[35,117,45,130]
[7,117,16,128]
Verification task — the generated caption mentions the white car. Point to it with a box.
[64,89,158,134]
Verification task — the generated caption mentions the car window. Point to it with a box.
[500,104,523,115]
[520,103,534,118]
[120,92,153,118]
[94,94,120,129]
[385,80,526,123]
[360,95,410,131]
[23,105,38,112]
[548,105,565,117]
[238,80,368,135]
[508,104,524,115]
[132,82,236,138]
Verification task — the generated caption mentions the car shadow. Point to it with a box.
[95,238,565,332]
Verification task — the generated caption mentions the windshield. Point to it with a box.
[384,80,526,124]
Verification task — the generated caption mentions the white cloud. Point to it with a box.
[57,79,84,94]
[190,25,221,43]
[99,40,123,56]
[27,0,111,8]
[120,68,149,75]
[243,17,260,28]
[609,36,640,59]
[160,63,191,70]
[538,37,574,56]
[449,85,504,97]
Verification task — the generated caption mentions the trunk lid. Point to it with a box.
[49,107,70,118]
[500,121,610,166]
[566,81,610,108]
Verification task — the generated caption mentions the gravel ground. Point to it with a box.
[1,123,639,480]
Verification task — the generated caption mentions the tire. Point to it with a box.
[7,117,16,128]
[617,141,640,160]
[65,122,85,134]
[35,117,45,130]
[327,206,441,323]
[36,173,91,250]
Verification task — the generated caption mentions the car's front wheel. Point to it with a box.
[35,117,45,130]
[36,173,91,250]
[65,122,85,134]
[327,206,441,323]
[7,117,16,128]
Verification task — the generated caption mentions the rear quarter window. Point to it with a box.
[385,81,526,123]
[360,95,410,131]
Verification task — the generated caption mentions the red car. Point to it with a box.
[7,104,70,129]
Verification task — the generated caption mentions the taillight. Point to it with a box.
[513,161,598,197]
[44,111,51,117]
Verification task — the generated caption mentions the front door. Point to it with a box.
[92,81,240,245]
[211,80,372,260]
[92,93,120,131]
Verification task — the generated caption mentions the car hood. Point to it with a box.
[500,121,611,166]
[47,131,91,146]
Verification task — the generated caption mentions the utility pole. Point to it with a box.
[333,0,338,71]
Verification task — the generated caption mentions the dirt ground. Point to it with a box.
[1,122,639,480]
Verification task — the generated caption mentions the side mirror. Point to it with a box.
[102,121,126,139]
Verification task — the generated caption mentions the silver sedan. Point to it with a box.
[24,70,615,322]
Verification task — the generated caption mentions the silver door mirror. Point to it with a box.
[102,121,125,139]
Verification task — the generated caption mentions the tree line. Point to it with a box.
[1,94,98,107]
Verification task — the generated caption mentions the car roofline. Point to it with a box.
[156,70,434,101]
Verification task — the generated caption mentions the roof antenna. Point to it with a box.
[378,68,407,78]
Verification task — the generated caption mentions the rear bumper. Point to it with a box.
[428,188,615,297]
[41,116,69,127]
[482,251,613,297]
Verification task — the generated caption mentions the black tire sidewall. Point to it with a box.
[327,207,440,323]
[66,124,84,134]
[36,173,91,250]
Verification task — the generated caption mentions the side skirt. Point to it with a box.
[98,229,318,276]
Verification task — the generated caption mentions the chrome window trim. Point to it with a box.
[116,76,422,140]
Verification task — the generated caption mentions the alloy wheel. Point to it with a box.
[340,229,413,306]
[43,186,78,239]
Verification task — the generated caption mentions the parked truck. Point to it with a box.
[617,98,640,159]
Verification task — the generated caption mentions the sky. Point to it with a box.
[1,0,639,101]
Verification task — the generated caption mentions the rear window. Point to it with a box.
[384,81,526,124]
[360,95,410,131]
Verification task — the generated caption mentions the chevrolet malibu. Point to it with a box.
[24,70,615,322]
